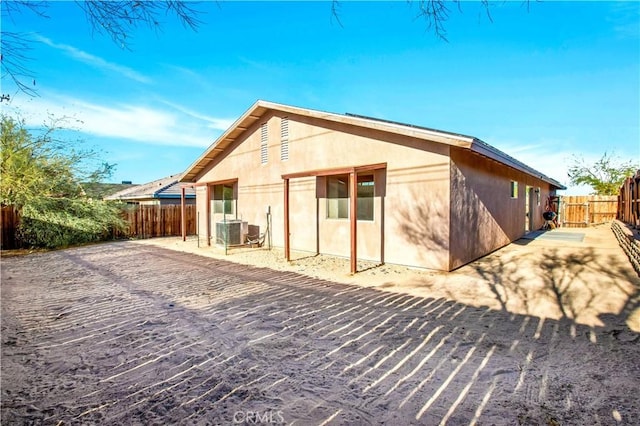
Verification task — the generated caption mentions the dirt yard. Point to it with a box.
[1,223,639,425]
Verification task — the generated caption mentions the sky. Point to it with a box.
[1,1,639,194]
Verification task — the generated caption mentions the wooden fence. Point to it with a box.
[559,195,619,228]
[1,206,21,250]
[1,204,196,250]
[119,204,196,239]
[618,170,640,228]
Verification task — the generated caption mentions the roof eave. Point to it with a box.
[153,194,195,199]
[179,100,476,182]
[180,100,273,182]
[470,139,566,190]
[179,100,565,190]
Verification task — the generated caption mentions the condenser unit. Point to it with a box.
[216,220,247,246]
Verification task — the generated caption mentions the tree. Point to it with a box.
[1,114,114,206]
[1,113,126,248]
[567,152,638,196]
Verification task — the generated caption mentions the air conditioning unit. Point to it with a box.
[216,220,247,246]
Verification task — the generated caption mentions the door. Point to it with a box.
[525,186,535,232]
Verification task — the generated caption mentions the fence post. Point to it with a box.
[584,202,589,226]
[1,206,21,250]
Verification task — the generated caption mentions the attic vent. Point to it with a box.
[280,117,289,161]
[260,122,268,164]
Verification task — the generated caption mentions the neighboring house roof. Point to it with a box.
[82,182,138,199]
[104,174,196,201]
[180,100,566,189]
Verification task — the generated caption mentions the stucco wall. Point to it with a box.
[194,111,453,270]
[449,148,557,270]
[195,187,209,245]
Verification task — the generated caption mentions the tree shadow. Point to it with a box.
[466,242,639,331]
[394,188,450,270]
[538,248,595,320]
[470,255,529,314]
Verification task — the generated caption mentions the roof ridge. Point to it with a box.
[106,173,186,200]
[153,180,180,197]
[343,112,476,141]
[180,100,565,189]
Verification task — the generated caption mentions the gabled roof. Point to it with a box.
[81,182,137,199]
[105,174,195,201]
[180,100,566,189]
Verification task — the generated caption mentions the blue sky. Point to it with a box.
[2,1,639,194]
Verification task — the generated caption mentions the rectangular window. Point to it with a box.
[536,187,541,206]
[326,175,349,219]
[213,183,235,214]
[510,181,518,198]
[260,122,268,164]
[280,117,289,161]
[357,174,374,221]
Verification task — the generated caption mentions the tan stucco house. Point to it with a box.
[179,100,565,272]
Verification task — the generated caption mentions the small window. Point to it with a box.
[357,175,374,221]
[327,175,349,219]
[510,181,518,198]
[536,187,541,206]
[260,123,268,164]
[280,117,289,161]
[213,183,235,214]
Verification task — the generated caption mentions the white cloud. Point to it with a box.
[490,139,579,193]
[34,35,152,84]
[159,99,235,131]
[489,139,620,195]
[607,2,640,39]
[7,93,220,148]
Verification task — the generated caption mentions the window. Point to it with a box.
[280,117,289,161]
[326,175,349,219]
[536,187,541,206]
[325,174,375,220]
[213,183,235,214]
[510,181,518,198]
[260,122,268,164]
[357,175,374,221]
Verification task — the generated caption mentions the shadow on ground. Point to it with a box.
[1,241,638,425]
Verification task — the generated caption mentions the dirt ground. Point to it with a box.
[1,223,639,425]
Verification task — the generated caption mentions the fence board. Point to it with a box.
[120,204,196,239]
[618,170,640,228]
[559,195,618,228]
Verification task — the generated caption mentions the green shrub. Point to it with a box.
[17,197,127,248]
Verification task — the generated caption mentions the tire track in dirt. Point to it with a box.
[2,241,639,425]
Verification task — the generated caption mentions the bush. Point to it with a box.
[17,197,127,248]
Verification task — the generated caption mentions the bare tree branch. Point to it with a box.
[1,1,204,99]
[1,1,49,100]
[3,0,531,99]
[1,1,50,22]
[481,0,494,23]
[1,32,39,98]
[75,1,203,49]
[330,0,344,28]
[414,0,455,42]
